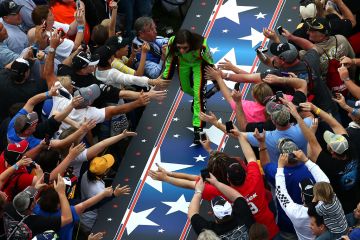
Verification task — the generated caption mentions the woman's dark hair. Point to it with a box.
[166,29,204,58]
[31,5,50,25]
[249,223,269,240]
[207,151,239,185]
[91,25,109,47]
[307,203,325,226]
[36,149,61,173]
[38,187,60,213]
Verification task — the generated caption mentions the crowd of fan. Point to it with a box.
[148,0,360,239]
[0,0,360,240]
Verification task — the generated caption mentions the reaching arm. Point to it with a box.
[208,173,243,202]
[188,185,203,219]
[54,175,73,227]
[305,159,330,183]
[253,129,270,167]
[75,187,112,214]
[238,134,257,163]
[148,169,196,190]
[334,0,356,27]
[227,73,262,84]
[263,74,307,94]
[108,1,117,37]
[44,31,61,88]
[310,103,347,135]
[284,28,315,50]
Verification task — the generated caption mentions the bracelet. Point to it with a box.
[12,163,19,170]
[314,108,321,115]
[77,25,85,33]
[194,190,202,195]
[45,91,50,98]
[259,147,267,152]
[342,77,350,82]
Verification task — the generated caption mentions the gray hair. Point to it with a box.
[197,230,220,240]
[134,16,154,34]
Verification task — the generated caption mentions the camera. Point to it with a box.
[277,26,284,35]
[200,132,207,141]
[225,121,234,133]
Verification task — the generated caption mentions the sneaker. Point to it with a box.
[193,127,203,144]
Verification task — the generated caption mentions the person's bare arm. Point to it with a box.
[52,96,84,122]
[86,130,136,160]
[227,73,262,84]
[207,173,243,202]
[282,28,315,50]
[54,174,73,227]
[204,66,232,103]
[232,90,248,131]
[0,158,32,189]
[62,47,82,67]
[49,143,86,181]
[238,134,257,163]
[148,170,196,189]
[263,74,307,94]
[338,66,360,99]
[199,112,227,133]
[133,43,149,76]
[253,129,270,167]
[217,58,248,74]
[286,101,322,161]
[23,86,58,113]
[44,31,61,88]
[333,0,356,27]
[187,179,204,219]
[108,1,117,37]
[75,187,113,214]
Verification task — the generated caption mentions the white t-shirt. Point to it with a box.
[70,148,88,178]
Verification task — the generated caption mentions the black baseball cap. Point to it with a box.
[270,42,298,63]
[306,17,330,35]
[11,58,30,76]
[72,51,100,69]
[94,45,115,67]
[0,0,22,17]
[105,36,130,51]
[299,178,314,205]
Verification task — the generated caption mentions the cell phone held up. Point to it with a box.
[44,172,50,184]
[200,132,207,142]
[225,121,234,133]
[200,168,210,181]
[277,26,284,35]
[275,91,284,102]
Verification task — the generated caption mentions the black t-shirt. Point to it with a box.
[316,135,360,213]
[0,70,47,122]
[3,204,61,236]
[33,115,61,140]
[281,49,338,114]
[57,64,120,107]
[326,14,353,37]
[190,197,254,239]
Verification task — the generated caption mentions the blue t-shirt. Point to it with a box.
[33,205,79,240]
[7,108,41,149]
[264,162,315,234]
[247,117,312,163]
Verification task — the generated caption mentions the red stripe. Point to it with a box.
[179,1,285,239]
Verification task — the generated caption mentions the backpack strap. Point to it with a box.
[6,214,30,240]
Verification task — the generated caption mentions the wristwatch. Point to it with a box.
[48,47,55,53]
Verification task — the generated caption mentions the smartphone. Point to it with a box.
[58,89,71,99]
[200,168,210,181]
[81,43,88,51]
[32,45,38,58]
[277,26,284,35]
[44,172,50,184]
[296,105,303,112]
[200,132,207,141]
[276,91,284,102]
[225,121,234,133]
[234,82,240,91]
[255,47,268,54]
[29,161,36,168]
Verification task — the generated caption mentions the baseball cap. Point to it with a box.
[105,36,130,50]
[11,58,30,76]
[14,112,39,134]
[277,138,299,154]
[299,178,314,205]
[323,130,349,154]
[0,0,22,17]
[211,196,232,220]
[73,84,101,108]
[3,140,29,165]
[72,51,100,69]
[89,154,115,175]
[227,162,246,186]
[266,102,290,126]
[95,45,115,67]
[306,17,330,35]
[13,186,37,213]
[270,42,298,63]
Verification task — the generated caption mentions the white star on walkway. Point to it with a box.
[158,229,165,233]
[126,208,159,235]
[238,27,264,48]
[162,195,190,215]
[196,14,201,18]
[173,134,180,138]
[153,113,158,117]
[173,117,179,122]
[210,47,220,54]
[222,29,229,33]
[141,139,147,143]
[145,148,193,192]
[254,12,267,19]
[194,154,206,162]
[215,0,257,25]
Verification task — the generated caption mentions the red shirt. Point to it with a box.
[202,162,279,238]
[0,152,34,201]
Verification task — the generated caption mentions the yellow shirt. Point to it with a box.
[111,57,136,75]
